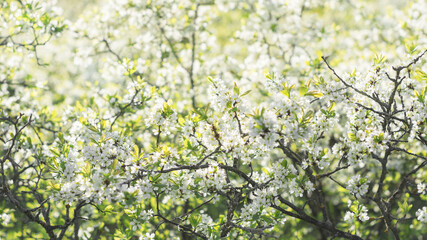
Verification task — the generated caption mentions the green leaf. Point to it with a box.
[49,181,61,191]
[301,110,314,124]
[190,214,202,228]
[374,133,384,143]
[40,13,51,26]
[241,90,251,97]
[57,132,65,144]
[261,167,270,176]
[111,159,118,171]
[104,205,114,213]
[350,204,358,213]
[60,161,66,171]
[405,42,418,55]
[348,132,357,141]
[226,101,233,108]
[185,138,193,149]
[82,162,91,178]
[261,215,274,224]
[133,144,139,158]
[328,102,336,111]
[414,70,427,82]
[265,72,274,80]
[305,90,323,98]
[137,205,142,216]
[207,76,214,84]
[313,75,326,85]
[150,173,161,183]
[414,89,425,103]
[178,116,185,126]
[87,125,98,133]
[299,86,308,96]
[50,149,60,158]
[373,54,387,64]
[233,82,240,95]
[281,159,288,168]
[280,83,295,98]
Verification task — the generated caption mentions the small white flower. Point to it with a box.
[139,233,155,240]
[305,180,315,195]
[347,175,369,198]
[416,207,427,223]
[358,206,370,222]
[1,213,11,225]
[344,211,354,222]
[417,183,426,195]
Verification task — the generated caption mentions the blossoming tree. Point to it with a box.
[1,0,426,239]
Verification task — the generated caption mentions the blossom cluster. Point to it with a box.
[1,0,427,239]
